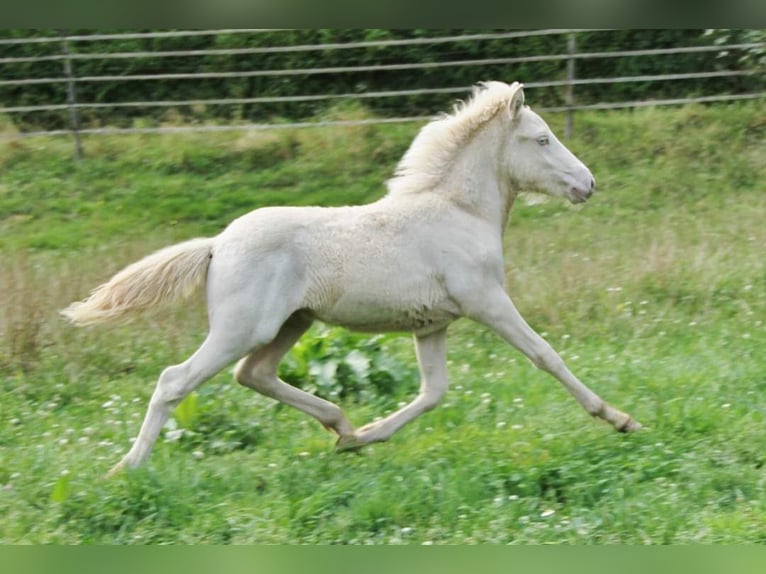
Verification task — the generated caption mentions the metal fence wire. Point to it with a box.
[1,29,764,158]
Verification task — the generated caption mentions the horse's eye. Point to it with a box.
[537,135,550,146]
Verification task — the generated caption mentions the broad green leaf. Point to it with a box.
[50,474,71,504]
[175,392,199,429]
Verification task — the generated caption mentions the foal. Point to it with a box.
[63,81,640,476]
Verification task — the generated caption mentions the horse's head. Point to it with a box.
[504,85,596,204]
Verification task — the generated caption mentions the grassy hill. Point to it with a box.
[1,101,765,543]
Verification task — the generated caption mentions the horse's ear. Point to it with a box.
[508,84,525,120]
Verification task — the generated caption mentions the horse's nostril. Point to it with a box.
[589,178,596,191]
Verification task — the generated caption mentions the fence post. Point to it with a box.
[60,36,83,159]
[565,32,576,139]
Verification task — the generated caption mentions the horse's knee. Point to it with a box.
[529,344,564,373]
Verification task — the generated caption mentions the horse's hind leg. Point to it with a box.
[234,313,355,440]
[107,332,253,476]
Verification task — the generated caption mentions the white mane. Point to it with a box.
[386,81,523,195]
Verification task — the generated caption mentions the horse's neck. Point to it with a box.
[441,123,516,234]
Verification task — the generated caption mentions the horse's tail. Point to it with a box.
[61,237,214,326]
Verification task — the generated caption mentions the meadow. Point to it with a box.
[0,101,764,543]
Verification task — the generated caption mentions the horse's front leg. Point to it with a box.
[337,327,448,451]
[465,284,641,432]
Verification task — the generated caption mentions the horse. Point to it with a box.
[62,81,641,477]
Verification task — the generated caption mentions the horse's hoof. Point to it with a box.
[335,435,363,453]
[617,417,642,433]
[104,461,125,479]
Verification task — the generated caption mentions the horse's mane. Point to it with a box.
[386,81,522,196]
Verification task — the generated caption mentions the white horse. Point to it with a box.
[63,81,640,477]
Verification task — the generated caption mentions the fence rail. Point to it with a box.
[1,29,764,158]
[4,70,759,116]
[0,29,284,45]
[3,42,764,87]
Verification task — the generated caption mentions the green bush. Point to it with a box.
[279,325,416,405]
[3,29,761,131]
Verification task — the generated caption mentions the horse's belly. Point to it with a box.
[309,292,458,334]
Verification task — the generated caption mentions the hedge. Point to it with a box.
[1,29,762,130]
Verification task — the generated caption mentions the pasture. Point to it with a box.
[1,101,765,543]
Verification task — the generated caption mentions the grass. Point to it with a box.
[1,101,765,543]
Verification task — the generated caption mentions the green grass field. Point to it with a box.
[1,101,764,543]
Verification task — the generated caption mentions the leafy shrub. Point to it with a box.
[279,325,416,405]
[705,29,766,68]
[5,29,759,131]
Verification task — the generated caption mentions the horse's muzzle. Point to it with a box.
[569,177,596,204]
